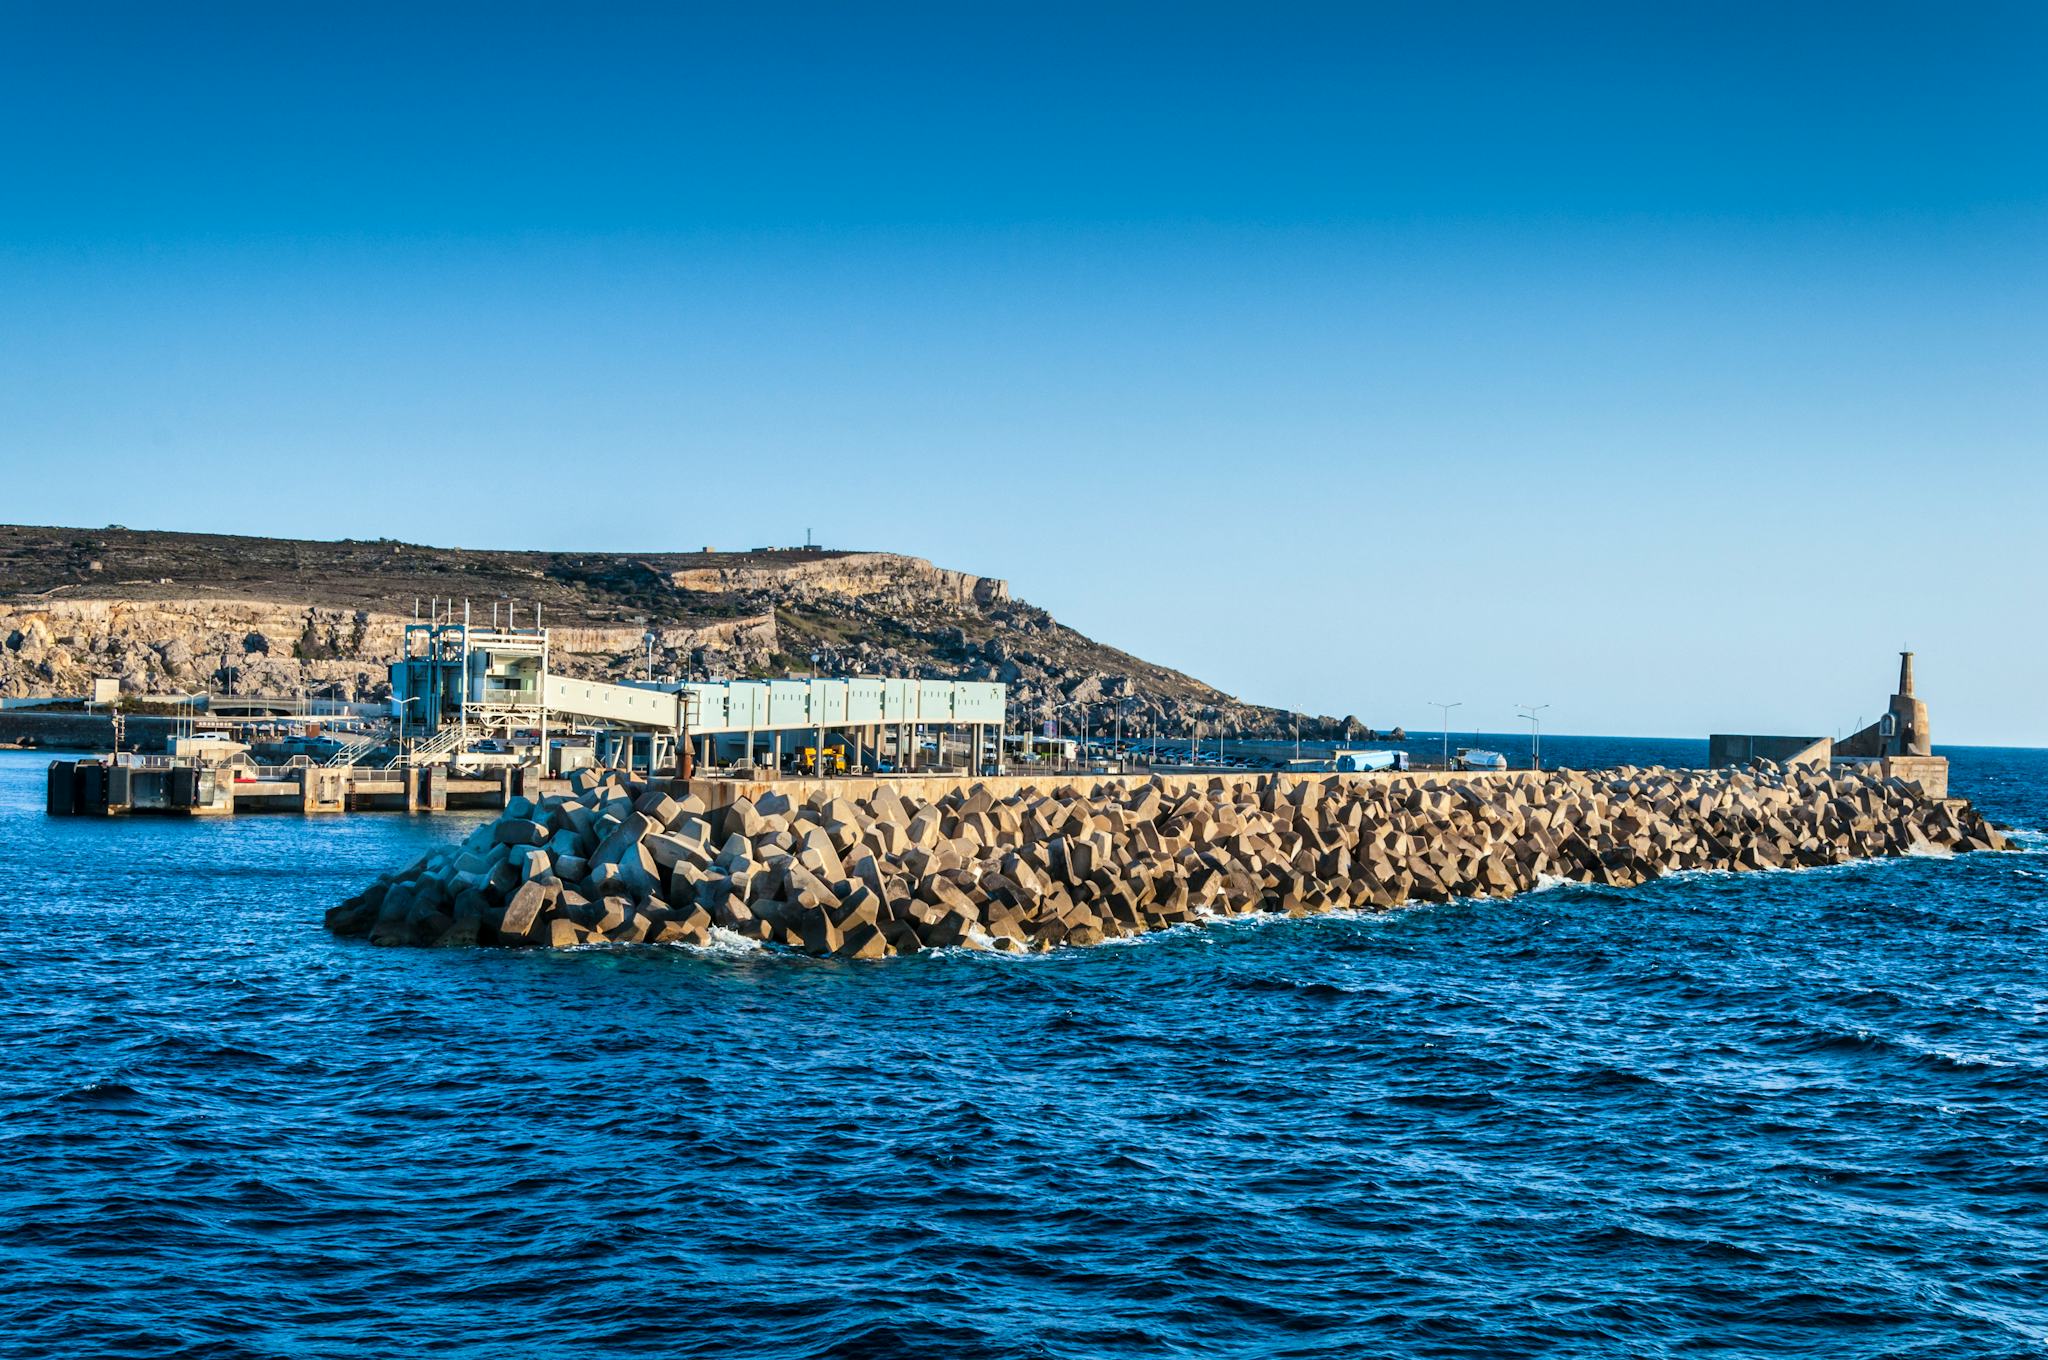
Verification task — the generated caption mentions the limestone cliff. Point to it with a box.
[669,552,1008,609]
[0,524,1317,736]
[0,596,777,701]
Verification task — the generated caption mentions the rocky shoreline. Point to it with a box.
[325,764,2009,956]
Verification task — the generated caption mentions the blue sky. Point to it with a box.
[3,3,2043,743]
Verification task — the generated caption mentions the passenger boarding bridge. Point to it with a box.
[391,609,1005,775]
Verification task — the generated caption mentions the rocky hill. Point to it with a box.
[0,524,1366,739]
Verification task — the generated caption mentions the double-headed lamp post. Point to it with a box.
[1517,703,1550,770]
[397,694,424,762]
[1429,700,1462,770]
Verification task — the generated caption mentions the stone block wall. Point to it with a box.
[1708,734,1833,769]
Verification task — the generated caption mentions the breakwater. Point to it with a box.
[325,763,2008,954]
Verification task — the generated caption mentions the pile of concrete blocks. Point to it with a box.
[323,764,2010,955]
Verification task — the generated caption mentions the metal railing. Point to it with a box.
[325,734,383,767]
[111,752,179,770]
[383,727,465,770]
[215,753,316,782]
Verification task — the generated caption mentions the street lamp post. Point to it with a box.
[1517,703,1551,770]
[1429,700,1462,770]
[397,694,424,764]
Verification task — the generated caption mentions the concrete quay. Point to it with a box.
[45,756,535,816]
[669,758,1957,817]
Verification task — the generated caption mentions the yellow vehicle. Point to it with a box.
[790,745,847,775]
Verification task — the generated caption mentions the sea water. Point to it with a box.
[3,743,2044,1358]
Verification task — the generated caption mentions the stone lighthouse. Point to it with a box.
[1838,651,1932,758]
[1888,650,1931,756]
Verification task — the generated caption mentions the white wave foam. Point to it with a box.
[692,927,767,956]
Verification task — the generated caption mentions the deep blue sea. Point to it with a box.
[4,738,2046,1359]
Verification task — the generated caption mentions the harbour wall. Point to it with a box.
[0,711,178,753]
[325,762,2008,955]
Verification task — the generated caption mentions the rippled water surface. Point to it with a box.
[4,742,2046,1359]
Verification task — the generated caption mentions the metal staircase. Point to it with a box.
[382,727,465,770]
[324,734,383,767]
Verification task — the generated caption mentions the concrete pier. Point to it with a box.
[45,756,525,817]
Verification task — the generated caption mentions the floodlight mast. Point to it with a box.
[1429,701,1462,770]
[1517,704,1551,770]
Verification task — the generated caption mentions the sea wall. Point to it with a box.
[325,764,2008,955]
[0,711,181,753]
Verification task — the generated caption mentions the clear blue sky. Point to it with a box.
[3,3,2042,744]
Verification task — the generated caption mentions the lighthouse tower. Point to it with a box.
[1887,651,1931,756]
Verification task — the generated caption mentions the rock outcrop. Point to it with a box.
[669,551,1008,608]
[0,598,776,703]
[325,763,2008,954]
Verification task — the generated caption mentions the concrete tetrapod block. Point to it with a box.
[329,762,2013,953]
